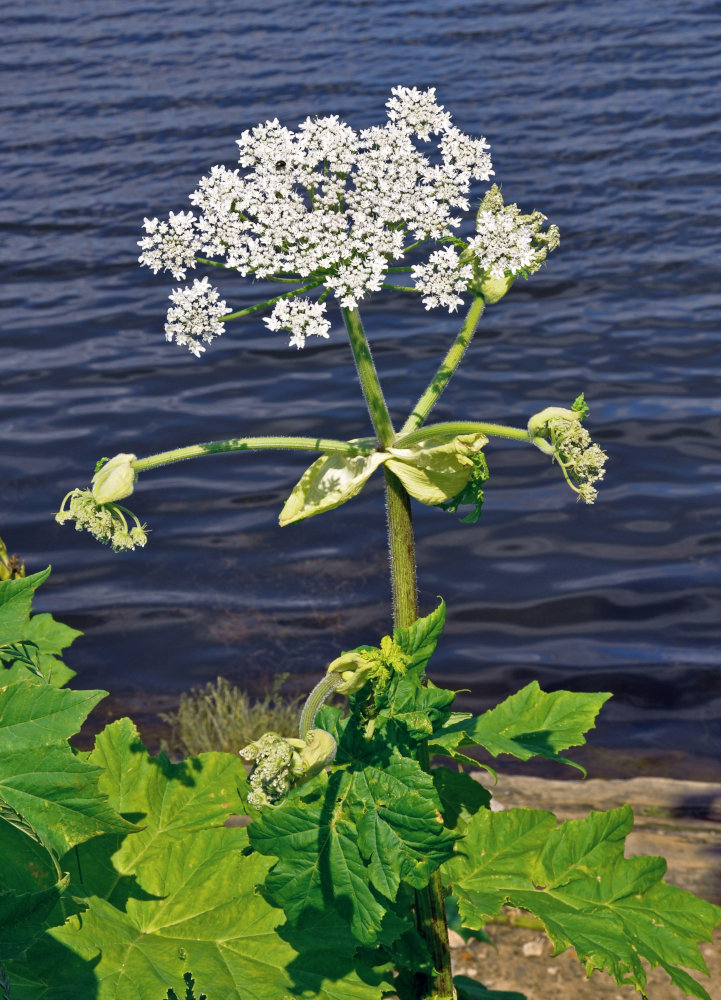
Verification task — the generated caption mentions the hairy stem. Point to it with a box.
[400,296,485,436]
[131,436,376,474]
[298,674,343,740]
[384,468,454,1000]
[394,420,530,447]
[340,308,453,999]
[341,307,395,448]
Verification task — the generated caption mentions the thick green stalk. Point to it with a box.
[400,296,485,436]
[131,436,375,473]
[341,307,395,447]
[384,468,454,1000]
[341,308,453,1000]
[394,420,530,447]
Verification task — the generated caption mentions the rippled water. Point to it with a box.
[3,0,721,773]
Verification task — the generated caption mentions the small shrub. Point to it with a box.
[160,674,304,758]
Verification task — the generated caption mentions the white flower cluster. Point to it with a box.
[411,246,473,312]
[264,297,331,349]
[138,211,198,281]
[466,185,560,280]
[56,490,148,551]
[139,87,495,352]
[468,210,535,279]
[165,277,228,357]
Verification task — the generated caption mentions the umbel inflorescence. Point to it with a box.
[138,86,558,355]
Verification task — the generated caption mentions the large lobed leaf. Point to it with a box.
[430,680,611,771]
[0,570,81,687]
[0,813,70,961]
[250,754,456,945]
[0,681,105,753]
[446,804,721,999]
[10,719,385,1000]
[0,679,132,859]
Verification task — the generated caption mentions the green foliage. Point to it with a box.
[14,720,384,1000]
[446,805,721,1000]
[572,392,590,418]
[164,971,207,1000]
[430,680,611,774]
[3,575,719,1000]
[160,674,303,757]
[0,568,80,686]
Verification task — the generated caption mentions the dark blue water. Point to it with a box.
[3,1,721,775]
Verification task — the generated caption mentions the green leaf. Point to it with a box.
[431,767,490,832]
[446,805,721,999]
[392,598,446,674]
[430,681,611,772]
[349,758,457,898]
[250,770,389,945]
[0,571,80,687]
[10,721,384,1000]
[0,681,105,753]
[454,975,526,1000]
[279,450,386,526]
[0,570,50,648]
[0,742,134,858]
[0,816,70,960]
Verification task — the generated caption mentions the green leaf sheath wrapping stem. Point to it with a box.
[11,719,385,1000]
[279,435,488,526]
[445,805,721,1000]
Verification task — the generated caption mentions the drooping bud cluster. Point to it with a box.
[55,454,148,551]
[55,490,148,551]
[241,728,337,809]
[528,401,607,503]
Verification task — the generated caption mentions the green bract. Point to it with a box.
[280,432,488,525]
[91,453,137,505]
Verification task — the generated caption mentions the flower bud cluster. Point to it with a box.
[55,490,148,551]
[241,729,337,809]
[459,185,560,303]
[56,454,148,551]
[529,406,607,503]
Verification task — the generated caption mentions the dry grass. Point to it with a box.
[159,674,304,758]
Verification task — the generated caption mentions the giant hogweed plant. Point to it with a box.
[3,88,718,1000]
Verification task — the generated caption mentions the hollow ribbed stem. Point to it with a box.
[298,674,343,740]
[131,436,376,474]
[400,296,485,436]
[394,421,530,448]
[384,467,454,1000]
[341,307,395,448]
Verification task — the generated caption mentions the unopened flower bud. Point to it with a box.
[298,729,337,777]
[326,651,374,694]
[91,453,137,505]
